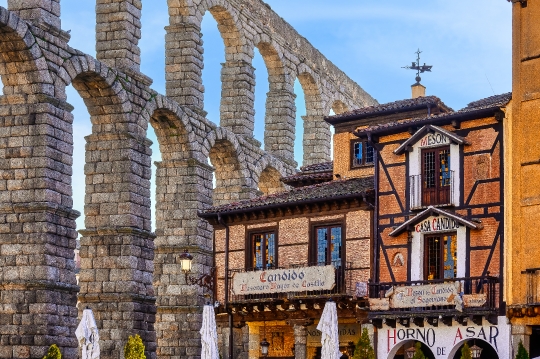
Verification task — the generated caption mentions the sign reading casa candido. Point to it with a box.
[231,265,335,295]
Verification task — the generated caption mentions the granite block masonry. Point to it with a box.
[0,1,375,358]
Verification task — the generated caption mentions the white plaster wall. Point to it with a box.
[377,316,511,359]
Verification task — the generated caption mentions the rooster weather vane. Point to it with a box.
[403,49,433,84]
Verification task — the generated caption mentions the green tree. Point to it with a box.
[42,344,62,359]
[412,342,426,359]
[352,328,375,359]
[124,334,146,359]
[516,340,530,359]
[460,343,472,359]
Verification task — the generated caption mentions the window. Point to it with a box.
[313,225,343,267]
[352,140,374,167]
[424,233,457,280]
[421,146,451,206]
[250,232,276,270]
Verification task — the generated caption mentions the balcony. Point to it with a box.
[368,276,500,325]
[410,171,455,210]
[227,261,358,304]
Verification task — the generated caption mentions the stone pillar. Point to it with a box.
[220,60,256,137]
[264,89,297,166]
[153,158,214,359]
[302,115,331,166]
[222,326,247,359]
[511,324,532,359]
[78,132,156,359]
[7,0,61,29]
[165,23,205,116]
[293,325,308,359]
[96,0,143,72]
[0,98,79,358]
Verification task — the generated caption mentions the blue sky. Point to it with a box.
[0,1,512,231]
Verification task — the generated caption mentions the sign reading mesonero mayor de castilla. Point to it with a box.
[231,265,335,295]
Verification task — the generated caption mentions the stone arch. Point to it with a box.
[329,99,350,115]
[388,340,436,359]
[297,69,324,117]
[448,339,499,359]
[204,128,250,206]
[258,166,286,196]
[147,96,195,162]
[0,8,53,97]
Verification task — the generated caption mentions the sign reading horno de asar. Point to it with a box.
[231,265,335,295]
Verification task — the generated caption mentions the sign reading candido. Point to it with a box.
[231,265,335,295]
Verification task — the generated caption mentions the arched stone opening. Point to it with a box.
[208,138,247,206]
[150,108,192,162]
[69,70,157,359]
[297,71,329,166]
[258,166,286,196]
[449,339,499,359]
[331,100,349,115]
[388,340,436,359]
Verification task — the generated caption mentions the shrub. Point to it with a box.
[412,342,426,359]
[124,334,146,359]
[460,343,472,359]
[516,340,530,359]
[353,328,375,359]
[42,344,62,359]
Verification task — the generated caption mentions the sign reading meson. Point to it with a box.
[231,265,335,295]
[419,132,450,147]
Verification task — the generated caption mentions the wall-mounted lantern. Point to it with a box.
[179,249,216,292]
[405,346,417,359]
[260,338,270,357]
[470,344,483,359]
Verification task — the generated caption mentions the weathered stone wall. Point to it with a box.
[0,0,375,358]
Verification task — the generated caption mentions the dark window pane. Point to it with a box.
[353,142,363,166]
[317,228,328,265]
[423,151,436,189]
[440,149,451,187]
[253,234,263,269]
[330,227,342,267]
[267,233,276,268]
[443,234,457,279]
[426,236,441,280]
[365,143,374,164]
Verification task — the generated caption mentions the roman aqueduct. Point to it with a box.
[0,0,375,358]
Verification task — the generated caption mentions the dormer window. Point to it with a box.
[352,140,374,168]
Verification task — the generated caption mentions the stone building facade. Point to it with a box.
[199,163,374,359]
[0,1,376,359]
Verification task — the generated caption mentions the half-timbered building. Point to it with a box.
[327,92,512,359]
[199,162,374,359]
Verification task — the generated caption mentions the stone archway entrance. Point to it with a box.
[450,340,498,359]
[389,341,436,359]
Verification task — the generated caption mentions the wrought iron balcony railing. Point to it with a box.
[368,276,499,316]
[227,261,355,304]
[410,171,455,210]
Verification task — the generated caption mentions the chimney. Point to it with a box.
[411,82,426,99]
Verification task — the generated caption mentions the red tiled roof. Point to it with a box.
[199,177,374,216]
[354,92,511,135]
[325,96,452,124]
[281,161,334,186]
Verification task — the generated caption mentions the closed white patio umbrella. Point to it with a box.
[317,301,341,359]
[200,304,219,359]
[75,308,100,359]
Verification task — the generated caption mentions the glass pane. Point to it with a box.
[423,151,436,189]
[331,227,342,267]
[253,234,263,270]
[317,228,328,265]
[426,236,441,280]
[443,234,457,279]
[440,149,451,187]
[353,142,363,166]
[366,143,374,164]
[266,233,275,269]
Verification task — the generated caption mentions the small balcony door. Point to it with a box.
[421,146,451,206]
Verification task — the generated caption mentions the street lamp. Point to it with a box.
[260,338,270,357]
[470,344,483,359]
[178,249,216,292]
[405,346,417,359]
[346,342,356,357]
